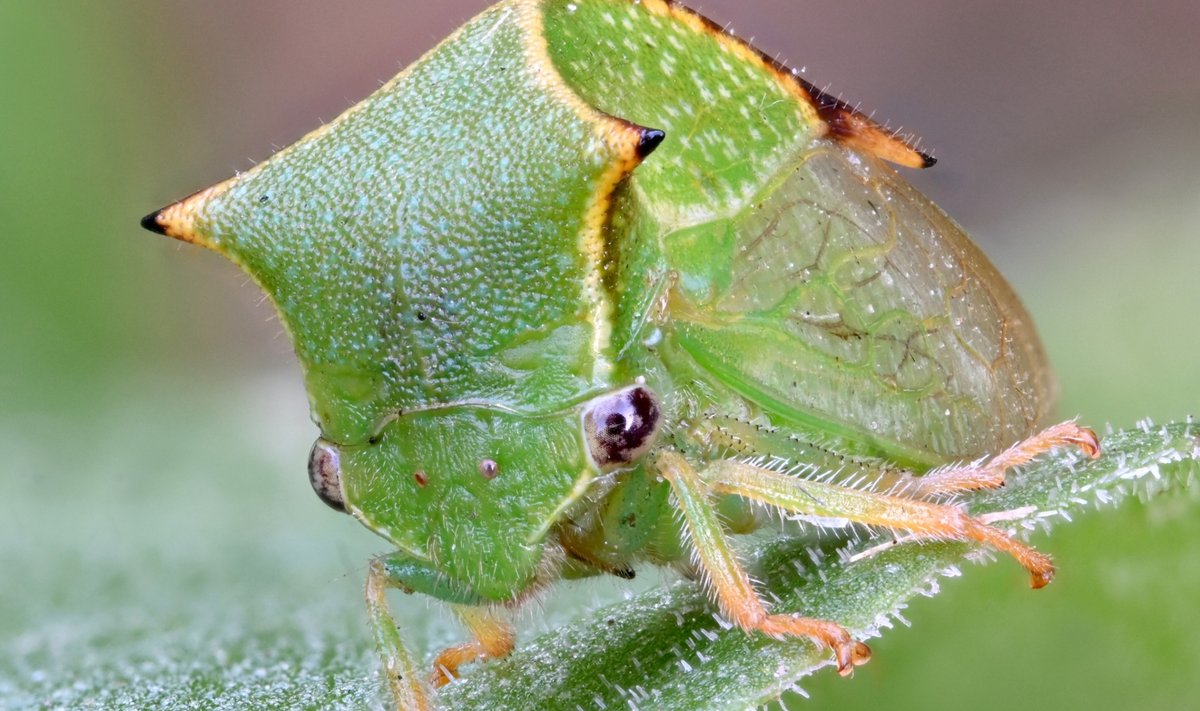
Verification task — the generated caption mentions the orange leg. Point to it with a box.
[430,605,516,687]
[703,458,1056,588]
[657,453,871,675]
[881,421,1100,498]
[366,558,433,711]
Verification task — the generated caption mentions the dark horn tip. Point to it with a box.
[140,209,168,235]
[636,128,667,159]
[919,151,937,168]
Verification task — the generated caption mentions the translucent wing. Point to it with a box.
[662,144,1054,466]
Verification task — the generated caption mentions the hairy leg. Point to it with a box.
[366,557,433,711]
[880,421,1100,498]
[430,605,516,687]
[367,553,522,702]
[703,458,1056,588]
[656,452,871,675]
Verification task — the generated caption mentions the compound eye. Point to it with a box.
[583,385,661,471]
[308,438,346,512]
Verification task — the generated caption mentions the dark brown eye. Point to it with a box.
[583,385,661,470]
[605,413,627,435]
[308,438,346,512]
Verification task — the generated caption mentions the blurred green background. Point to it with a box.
[1,1,1197,709]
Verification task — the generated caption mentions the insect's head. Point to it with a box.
[303,384,663,527]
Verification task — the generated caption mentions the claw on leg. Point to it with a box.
[759,615,872,675]
[429,606,515,687]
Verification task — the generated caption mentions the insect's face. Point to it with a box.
[301,384,662,588]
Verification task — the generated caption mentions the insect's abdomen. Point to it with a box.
[664,146,1054,466]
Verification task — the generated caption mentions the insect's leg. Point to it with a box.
[366,557,432,711]
[368,553,519,692]
[430,605,516,687]
[703,459,1056,588]
[655,452,872,676]
[883,421,1101,498]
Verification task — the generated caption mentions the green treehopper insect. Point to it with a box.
[142,0,1101,708]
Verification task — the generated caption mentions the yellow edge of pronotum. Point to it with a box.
[634,0,821,126]
[639,0,932,169]
[520,0,656,387]
[519,0,670,532]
